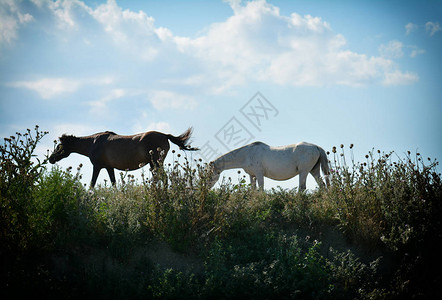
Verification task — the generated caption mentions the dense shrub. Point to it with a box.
[0,126,48,254]
[326,146,441,248]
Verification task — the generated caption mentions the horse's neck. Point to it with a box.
[70,137,94,157]
[215,148,246,171]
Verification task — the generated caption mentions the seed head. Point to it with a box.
[350,144,354,149]
[332,146,336,153]
[340,144,344,149]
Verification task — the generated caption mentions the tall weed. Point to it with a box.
[0,126,48,253]
[326,145,441,251]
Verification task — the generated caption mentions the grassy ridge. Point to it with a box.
[1,127,441,299]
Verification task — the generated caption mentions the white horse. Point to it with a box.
[209,142,330,191]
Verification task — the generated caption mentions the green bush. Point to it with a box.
[1,126,48,254]
[326,146,442,251]
[203,234,335,299]
[31,165,89,250]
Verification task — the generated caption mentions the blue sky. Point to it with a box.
[1,0,441,189]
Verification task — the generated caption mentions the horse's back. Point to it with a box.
[286,142,322,167]
[267,142,321,168]
[246,141,315,157]
[260,142,321,180]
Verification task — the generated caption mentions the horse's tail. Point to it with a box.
[317,146,331,186]
[167,127,199,151]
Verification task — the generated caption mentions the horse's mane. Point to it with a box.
[59,134,75,142]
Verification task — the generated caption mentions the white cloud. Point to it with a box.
[2,0,419,93]
[383,70,419,86]
[88,88,126,114]
[0,0,33,46]
[379,40,404,59]
[8,75,115,99]
[405,21,441,37]
[175,0,416,87]
[10,78,81,99]
[405,22,418,35]
[410,48,425,58]
[426,21,441,36]
[48,0,86,29]
[132,111,172,133]
[379,40,425,59]
[145,121,172,133]
[90,0,160,61]
[150,90,197,110]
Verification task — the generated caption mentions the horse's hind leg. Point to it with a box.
[106,167,116,186]
[310,163,325,188]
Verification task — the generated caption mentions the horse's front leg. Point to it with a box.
[249,174,257,190]
[106,167,116,186]
[298,172,308,191]
[91,165,102,188]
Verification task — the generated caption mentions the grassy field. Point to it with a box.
[1,127,441,299]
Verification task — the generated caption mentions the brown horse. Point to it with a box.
[49,127,198,187]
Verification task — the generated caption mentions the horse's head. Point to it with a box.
[49,135,73,164]
[208,161,221,188]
